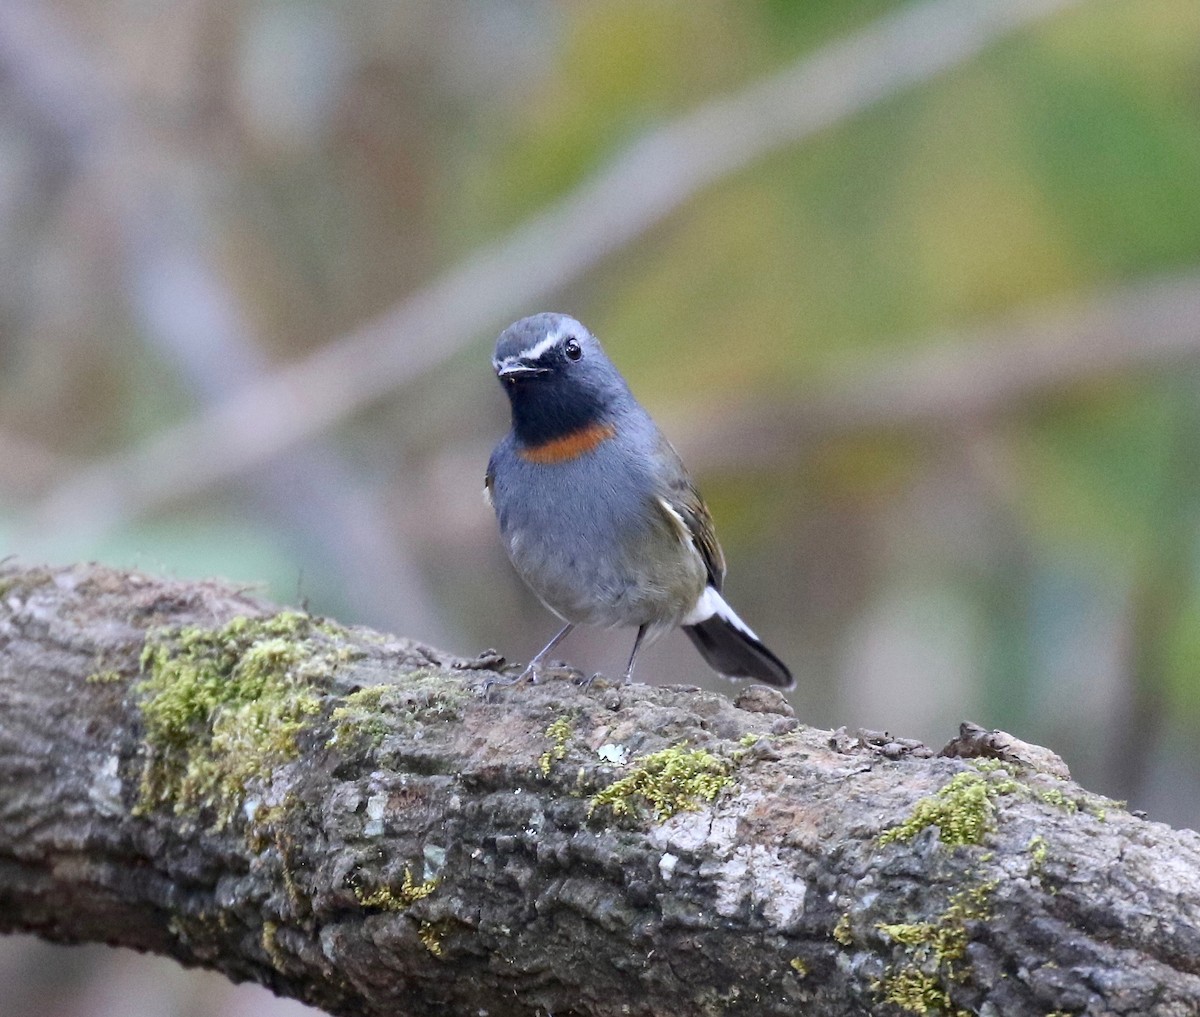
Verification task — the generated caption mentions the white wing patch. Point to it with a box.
[683,585,760,639]
[656,496,692,545]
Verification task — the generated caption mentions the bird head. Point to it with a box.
[492,313,630,445]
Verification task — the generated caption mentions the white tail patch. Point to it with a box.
[683,585,760,640]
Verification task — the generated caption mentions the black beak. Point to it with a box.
[495,359,547,381]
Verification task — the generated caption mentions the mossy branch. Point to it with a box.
[2,563,1200,1017]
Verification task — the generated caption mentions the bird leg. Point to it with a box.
[482,622,575,697]
[622,624,648,685]
[520,622,575,683]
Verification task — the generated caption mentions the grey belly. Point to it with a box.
[495,461,704,630]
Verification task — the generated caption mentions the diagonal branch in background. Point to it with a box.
[3,561,1200,1017]
[18,0,1082,545]
[678,269,1200,473]
[0,1,447,639]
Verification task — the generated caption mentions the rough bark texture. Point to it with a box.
[1,562,1199,1017]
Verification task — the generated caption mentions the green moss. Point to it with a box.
[1038,788,1078,813]
[539,716,574,776]
[134,612,331,828]
[876,881,996,1016]
[879,771,1019,848]
[330,673,466,750]
[330,688,391,747]
[588,744,732,822]
[872,772,1020,1010]
[1028,834,1048,868]
[260,920,291,971]
[833,912,854,946]
[969,757,1018,776]
[878,968,967,1017]
[356,867,439,911]
[729,731,778,764]
[788,957,808,977]
[86,669,125,684]
[878,883,992,963]
[418,920,446,957]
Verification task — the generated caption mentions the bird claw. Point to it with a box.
[574,671,603,691]
[479,663,538,700]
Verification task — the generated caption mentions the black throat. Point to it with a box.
[506,376,610,447]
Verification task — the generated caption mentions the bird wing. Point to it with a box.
[652,442,726,591]
[483,451,496,510]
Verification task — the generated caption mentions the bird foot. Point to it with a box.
[479,667,530,700]
[480,656,555,699]
[573,671,604,691]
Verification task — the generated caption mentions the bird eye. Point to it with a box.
[564,338,582,361]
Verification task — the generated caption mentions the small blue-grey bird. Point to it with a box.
[485,312,793,689]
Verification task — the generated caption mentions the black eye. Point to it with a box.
[564,337,582,361]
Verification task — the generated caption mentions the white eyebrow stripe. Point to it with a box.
[516,329,562,363]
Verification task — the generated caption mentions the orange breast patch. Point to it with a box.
[519,422,616,464]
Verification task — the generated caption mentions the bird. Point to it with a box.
[484,312,793,690]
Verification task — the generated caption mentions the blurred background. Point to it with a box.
[3,0,1200,1013]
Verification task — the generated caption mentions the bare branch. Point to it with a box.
[679,269,1200,472]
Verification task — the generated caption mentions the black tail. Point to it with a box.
[682,589,793,688]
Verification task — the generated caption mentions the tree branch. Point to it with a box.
[2,562,1198,1016]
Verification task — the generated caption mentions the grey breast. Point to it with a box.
[491,430,705,629]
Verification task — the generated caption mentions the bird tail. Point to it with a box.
[682,587,793,689]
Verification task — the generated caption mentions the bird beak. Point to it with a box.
[495,357,547,380]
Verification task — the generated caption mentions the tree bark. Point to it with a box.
[1,563,1198,1017]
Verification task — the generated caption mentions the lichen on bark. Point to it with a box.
[134,611,339,827]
